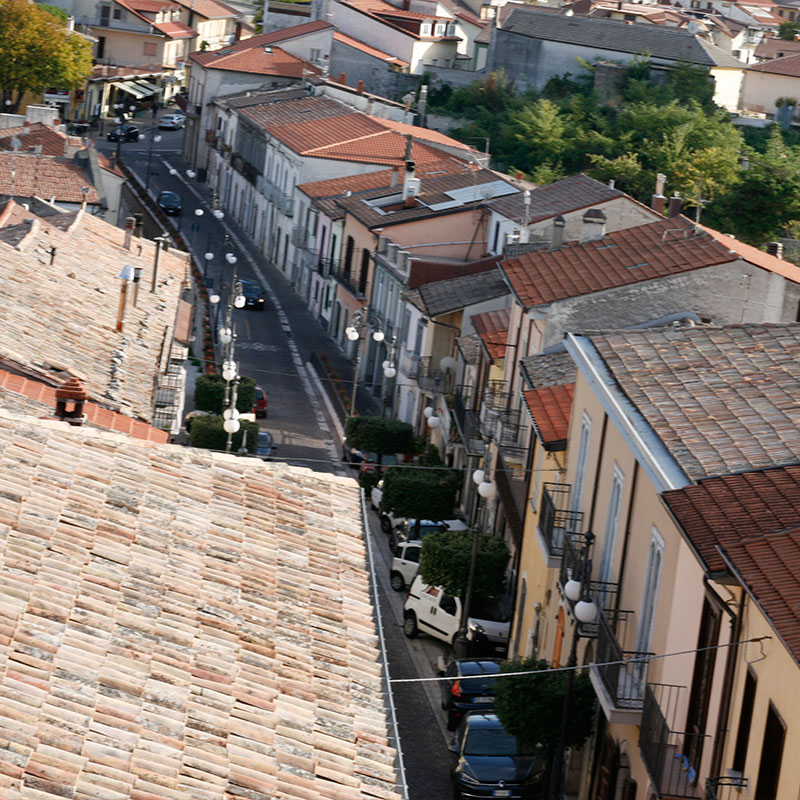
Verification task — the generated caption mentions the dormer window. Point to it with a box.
[421,21,432,36]
[434,22,446,36]
[447,22,456,35]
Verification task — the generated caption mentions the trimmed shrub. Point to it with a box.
[188,414,259,453]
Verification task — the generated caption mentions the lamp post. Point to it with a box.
[168,167,196,230]
[345,307,385,416]
[454,438,496,659]
[145,131,162,193]
[380,334,397,417]
[549,532,597,800]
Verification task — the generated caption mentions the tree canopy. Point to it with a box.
[194,374,256,415]
[345,416,414,458]
[0,0,93,113]
[380,465,460,522]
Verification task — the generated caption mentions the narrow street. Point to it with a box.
[99,120,457,799]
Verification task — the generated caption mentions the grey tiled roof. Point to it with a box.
[488,174,622,224]
[589,324,800,481]
[417,269,508,316]
[520,351,577,389]
[501,7,746,68]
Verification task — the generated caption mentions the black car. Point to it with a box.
[157,190,182,216]
[239,279,265,310]
[441,659,502,730]
[256,430,276,461]
[451,713,544,799]
[107,124,141,142]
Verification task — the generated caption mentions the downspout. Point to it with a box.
[586,414,609,532]
[706,574,742,782]
[614,459,639,613]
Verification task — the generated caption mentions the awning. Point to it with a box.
[110,80,148,99]
[134,80,163,95]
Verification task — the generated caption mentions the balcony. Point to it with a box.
[291,225,310,249]
[452,386,485,457]
[495,448,527,547]
[639,684,705,799]
[536,483,583,567]
[590,612,651,725]
[416,356,456,393]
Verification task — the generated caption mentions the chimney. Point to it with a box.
[417,85,428,126]
[402,160,420,208]
[551,214,566,249]
[668,192,682,217]
[766,241,784,259]
[123,216,135,249]
[339,72,347,85]
[581,208,606,241]
[356,79,365,94]
[651,172,667,214]
[390,165,399,187]
[404,133,413,161]
[133,212,143,238]
[55,377,88,425]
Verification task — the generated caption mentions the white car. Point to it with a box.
[390,540,421,591]
[403,575,511,654]
[158,113,185,130]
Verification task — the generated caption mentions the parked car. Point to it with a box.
[440,658,502,730]
[256,430,276,461]
[451,712,545,799]
[390,540,421,591]
[157,190,182,216]
[372,480,468,537]
[403,576,511,654]
[253,385,268,418]
[107,124,141,142]
[239,279,265,310]
[158,113,185,130]
[389,516,469,553]
[359,452,401,476]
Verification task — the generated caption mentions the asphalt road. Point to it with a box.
[98,121,458,798]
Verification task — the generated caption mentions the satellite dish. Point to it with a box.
[439,356,457,373]
[565,9,574,16]
[687,20,702,33]
[9,137,21,151]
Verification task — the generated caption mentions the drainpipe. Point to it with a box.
[613,460,639,614]
[585,414,609,532]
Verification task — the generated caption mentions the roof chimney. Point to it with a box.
[766,241,784,259]
[357,79,364,94]
[339,72,347,85]
[668,192,682,217]
[550,214,566,249]
[402,161,420,207]
[55,377,88,425]
[651,171,667,214]
[581,208,606,241]
[404,133,413,161]
[123,216,135,249]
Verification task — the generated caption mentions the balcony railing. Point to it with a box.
[705,776,748,800]
[484,380,510,413]
[591,611,651,724]
[537,483,583,564]
[416,356,455,393]
[452,386,485,457]
[495,448,526,547]
[639,684,705,800]
[291,225,310,249]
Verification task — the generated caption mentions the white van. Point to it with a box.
[402,575,511,654]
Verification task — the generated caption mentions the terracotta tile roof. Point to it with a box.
[749,51,800,76]
[520,351,577,389]
[754,37,800,59]
[523,383,575,450]
[198,43,318,75]
[472,308,509,360]
[0,152,100,204]
[153,19,196,37]
[333,31,409,67]
[663,466,800,573]
[0,123,71,157]
[720,528,800,665]
[501,216,739,308]
[374,118,477,152]
[0,369,168,442]
[341,0,448,32]
[173,0,239,17]
[0,202,187,422]
[589,324,800,481]
[0,414,401,800]
[699,223,800,280]
[125,0,179,12]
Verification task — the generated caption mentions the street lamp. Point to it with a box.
[145,132,162,193]
[549,532,597,800]
[345,307,385,416]
[380,335,398,417]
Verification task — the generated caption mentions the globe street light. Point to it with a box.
[346,307,385,416]
[145,132,162,193]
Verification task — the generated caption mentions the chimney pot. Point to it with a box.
[339,72,347,85]
[55,377,88,425]
[551,214,566,249]
[357,79,365,94]
[581,209,607,241]
[123,216,135,250]
[668,192,682,217]
[651,194,666,214]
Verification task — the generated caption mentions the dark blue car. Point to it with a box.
[441,659,502,730]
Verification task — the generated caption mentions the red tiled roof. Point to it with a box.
[748,51,800,76]
[0,123,70,157]
[663,466,800,573]
[501,216,739,307]
[472,308,510,360]
[153,20,196,37]
[172,0,239,17]
[720,528,800,665]
[375,118,477,152]
[125,0,179,11]
[341,0,447,23]
[0,152,100,203]
[0,368,168,442]
[90,64,163,80]
[754,37,800,60]
[333,31,409,67]
[700,223,800,281]
[523,383,575,449]
[194,43,318,75]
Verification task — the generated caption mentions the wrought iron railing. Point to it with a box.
[415,355,455,393]
[705,776,748,800]
[595,612,651,710]
[452,387,484,456]
[538,483,583,559]
[495,448,526,547]
[291,225,310,249]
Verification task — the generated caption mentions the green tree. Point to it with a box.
[380,465,460,523]
[506,99,569,179]
[345,416,414,461]
[420,530,509,598]
[494,658,595,757]
[194,374,256,415]
[188,415,259,454]
[779,20,800,40]
[0,0,93,112]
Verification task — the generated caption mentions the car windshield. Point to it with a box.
[470,596,512,623]
[258,432,272,448]
[160,192,180,202]
[240,280,261,293]
[459,666,499,693]
[463,726,524,756]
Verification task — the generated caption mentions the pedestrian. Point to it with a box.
[152,102,158,119]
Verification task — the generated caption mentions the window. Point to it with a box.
[733,671,756,772]
[413,319,425,356]
[358,248,369,295]
[310,48,321,63]
[635,527,664,655]
[97,36,106,59]
[435,22,446,36]
[598,464,624,584]
[113,7,122,19]
[421,21,432,35]
[570,413,592,514]
[144,42,157,56]
[99,5,110,25]
[400,308,411,346]
[755,704,785,799]
[344,236,354,277]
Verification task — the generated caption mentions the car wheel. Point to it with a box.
[390,572,404,592]
[380,515,393,534]
[447,708,459,731]
[403,611,418,638]
[388,535,398,554]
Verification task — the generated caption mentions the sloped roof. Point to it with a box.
[153,19,196,37]
[375,118,477,152]
[500,6,745,68]
[488,174,625,225]
[0,203,187,421]
[588,324,800,481]
[173,0,239,18]
[519,351,577,389]
[194,44,319,76]
[663,465,800,573]
[748,51,800,76]
[339,0,448,37]
[472,308,510,360]
[500,216,738,308]
[416,269,508,316]
[0,413,400,800]
[333,31,409,68]
[523,383,575,450]
[720,528,800,666]
[0,152,100,204]
[0,123,72,157]
[754,37,800,60]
